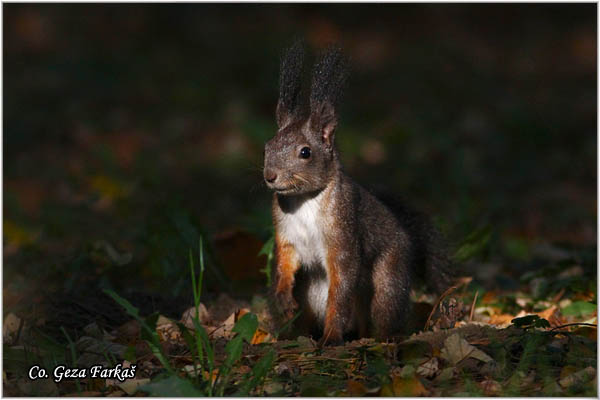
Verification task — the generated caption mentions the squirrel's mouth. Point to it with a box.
[273,187,296,195]
[266,183,297,195]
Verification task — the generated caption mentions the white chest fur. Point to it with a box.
[277,191,328,268]
[277,191,330,322]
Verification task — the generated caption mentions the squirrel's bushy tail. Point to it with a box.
[377,193,454,295]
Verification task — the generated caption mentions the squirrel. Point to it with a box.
[264,41,452,345]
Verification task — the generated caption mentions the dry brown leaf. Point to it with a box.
[251,328,272,344]
[573,326,597,340]
[236,308,251,320]
[440,333,474,365]
[223,312,236,328]
[203,369,219,385]
[181,304,210,328]
[383,375,429,396]
[440,333,492,365]
[3,313,22,343]
[488,313,514,327]
[416,357,439,378]
[479,379,502,396]
[156,315,171,327]
[346,380,368,396]
[537,305,557,321]
[117,378,150,396]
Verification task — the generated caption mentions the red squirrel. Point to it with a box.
[264,42,451,345]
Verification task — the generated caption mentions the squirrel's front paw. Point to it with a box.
[276,291,298,319]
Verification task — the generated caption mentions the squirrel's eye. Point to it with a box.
[299,147,311,159]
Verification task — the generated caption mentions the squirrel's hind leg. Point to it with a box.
[370,252,411,340]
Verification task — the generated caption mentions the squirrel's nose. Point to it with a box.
[264,170,278,183]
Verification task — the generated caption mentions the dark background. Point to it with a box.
[3,4,596,332]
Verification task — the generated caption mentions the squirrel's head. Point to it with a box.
[264,41,349,196]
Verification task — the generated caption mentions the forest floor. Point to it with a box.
[3,223,597,396]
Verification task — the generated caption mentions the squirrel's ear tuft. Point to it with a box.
[277,39,305,129]
[309,45,349,147]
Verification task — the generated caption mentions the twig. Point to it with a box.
[424,279,468,330]
[550,322,597,332]
[468,290,479,322]
[552,288,566,303]
[424,276,473,330]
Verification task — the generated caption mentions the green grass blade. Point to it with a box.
[234,348,275,396]
[60,327,81,394]
[103,289,173,374]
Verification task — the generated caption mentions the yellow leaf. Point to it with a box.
[390,376,429,396]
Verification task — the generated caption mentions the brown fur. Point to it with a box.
[265,43,452,345]
[273,235,300,319]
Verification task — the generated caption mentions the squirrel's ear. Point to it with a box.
[309,45,348,148]
[310,101,337,149]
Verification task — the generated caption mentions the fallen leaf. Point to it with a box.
[479,379,502,396]
[399,364,416,378]
[573,326,597,340]
[543,380,563,396]
[236,308,251,320]
[435,367,454,383]
[182,364,202,378]
[559,366,596,388]
[181,304,210,328]
[488,313,515,327]
[440,334,473,365]
[440,333,493,365]
[156,315,172,327]
[264,381,285,395]
[250,328,272,344]
[469,348,493,363]
[416,357,439,378]
[537,306,557,321]
[296,336,316,349]
[3,313,21,343]
[381,375,429,396]
[346,380,368,396]
[203,368,219,385]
